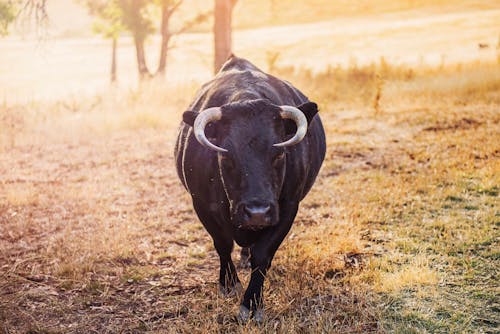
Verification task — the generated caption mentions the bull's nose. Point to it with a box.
[243,204,272,224]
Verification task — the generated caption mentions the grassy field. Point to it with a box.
[1,1,499,333]
[1,57,498,332]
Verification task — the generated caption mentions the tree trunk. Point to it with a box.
[157,4,172,76]
[157,34,170,76]
[134,35,151,79]
[110,37,117,83]
[213,0,236,74]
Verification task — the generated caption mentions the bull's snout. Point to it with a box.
[243,204,271,223]
[237,202,275,230]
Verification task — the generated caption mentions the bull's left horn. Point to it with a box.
[193,107,228,153]
[273,106,308,147]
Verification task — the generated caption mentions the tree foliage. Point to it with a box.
[85,0,124,40]
[0,1,16,36]
[84,1,125,82]
[1,0,48,36]
[118,0,154,42]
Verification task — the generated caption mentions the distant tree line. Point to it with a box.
[0,0,238,82]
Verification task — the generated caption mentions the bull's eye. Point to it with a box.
[273,152,285,165]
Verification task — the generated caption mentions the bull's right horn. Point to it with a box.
[193,107,228,153]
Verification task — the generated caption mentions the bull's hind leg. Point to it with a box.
[192,202,242,296]
[239,247,251,269]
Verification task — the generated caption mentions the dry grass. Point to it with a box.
[0,58,499,333]
[372,255,439,293]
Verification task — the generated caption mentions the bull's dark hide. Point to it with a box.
[174,56,326,322]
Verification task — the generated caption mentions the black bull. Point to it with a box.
[174,56,326,321]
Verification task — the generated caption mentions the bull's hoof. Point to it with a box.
[238,305,264,324]
[219,282,243,297]
[238,305,251,323]
[253,308,264,323]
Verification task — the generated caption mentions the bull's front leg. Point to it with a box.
[239,202,299,323]
[215,237,242,296]
[192,202,242,296]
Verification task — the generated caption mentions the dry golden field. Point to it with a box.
[1,1,499,333]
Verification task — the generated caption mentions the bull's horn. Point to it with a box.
[273,106,308,147]
[193,107,228,153]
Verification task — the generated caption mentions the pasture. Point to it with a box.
[0,1,499,333]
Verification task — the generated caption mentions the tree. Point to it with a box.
[213,0,237,74]
[118,0,154,78]
[0,0,48,37]
[153,0,210,77]
[118,0,211,79]
[85,1,124,82]
[0,1,16,36]
[156,0,182,76]
[86,0,209,80]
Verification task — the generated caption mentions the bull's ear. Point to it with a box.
[182,110,198,127]
[298,102,319,125]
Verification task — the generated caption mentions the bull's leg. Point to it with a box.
[239,247,251,269]
[214,237,242,296]
[192,202,241,296]
[239,202,299,323]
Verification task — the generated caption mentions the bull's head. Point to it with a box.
[183,99,318,231]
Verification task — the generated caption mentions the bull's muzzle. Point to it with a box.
[238,203,274,231]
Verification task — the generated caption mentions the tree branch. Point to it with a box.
[173,9,212,36]
[167,0,183,17]
[15,0,49,35]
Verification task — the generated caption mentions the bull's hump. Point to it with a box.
[220,69,268,82]
[219,56,262,73]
